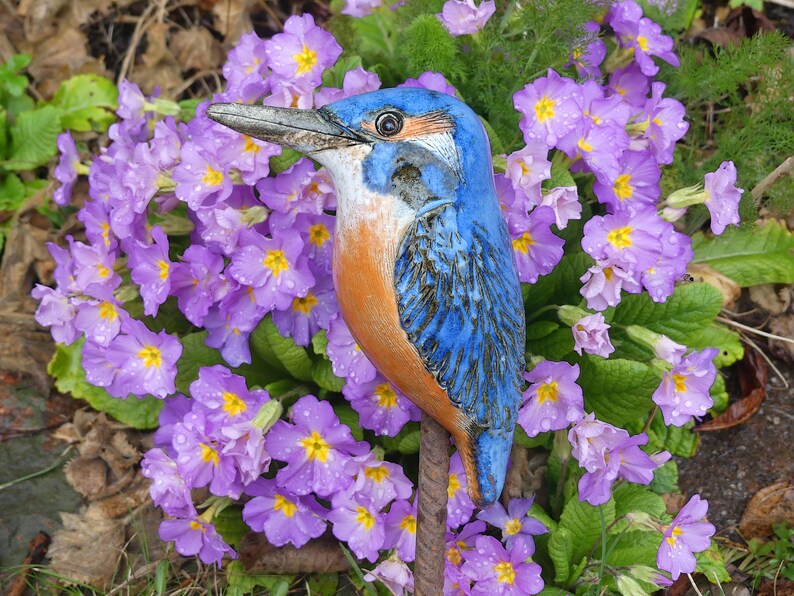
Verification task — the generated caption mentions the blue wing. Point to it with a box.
[393,202,525,433]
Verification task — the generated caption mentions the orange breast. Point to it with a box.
[333,197,470,437]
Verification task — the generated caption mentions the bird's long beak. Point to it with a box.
[206,103,366,154]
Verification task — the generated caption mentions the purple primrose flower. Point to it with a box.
[518,360,584,437]
[652,348,718,426]
[657,494,716,580]
[462,536,544,595]
[437,0,496,36]
[704,161,743,235]
[476,497,547,550]
[572,312,615,358]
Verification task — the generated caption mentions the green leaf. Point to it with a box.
[605,531,661,569]
[578,356,659,427]
[514,426,551,449]
[529,502,557,532]
[174,332,226,394]
[526,320,560,341]
[307,573,339,596]
[0,107,7,159]
[380,422,421,454]
[312,358,346,392]
[0,173,26,211]
[526,327,575,361]
[225,561,294,596]
[647,414,698,457]
[312,329,330,356]
[612,483,666,520]
[695,543,730,583]
[51,74,118,132]
[692,222,794,287]
[335,403,364,442]
[250,317,314,382]
[6,106,61,170]
[0,54,30,97]
[48,339,163,429]
[548,526,573,585]
[558,496,615,566]
[649,460,679,494]
[178,98,202,122]
[270,148,302,174]
[523,252,592,316]
[321,55,364,88]
[213,505,248,546]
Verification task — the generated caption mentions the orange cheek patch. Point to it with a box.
[362,110,455,140]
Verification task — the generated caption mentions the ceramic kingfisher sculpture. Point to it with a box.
[208,88,525,507]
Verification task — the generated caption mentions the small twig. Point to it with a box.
[751,155,794,204]
[7,531,50,596]
[117,2,159,84]
[687,573,705,596]
[641,405,658,434]
[256,0,284,28]
[414,415,450,596]
[0,446,73,491]
[716,316,794,345]
[740,334,789,389]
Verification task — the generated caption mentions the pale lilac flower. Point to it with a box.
[495,174,533,237]
[505,145,551,207]
[140,448,194,517]
[447,451,476,528]
[513,69,583,149]
[704,161,743,235]
[314,67,382,108]
[328,489,386,562]
[343,374,420,437]
[642,82,689,165]
[70,238,121,292]
[511,206,565,283]
[608,62,651,108]
[476,497,547,550]
[384,499,417,562]
[518,360,584,437]
[104,319,182,398]
[222,32,269,94]
[364,555,414,595]
[126,227,172,317]
[31,286,79,345]
[153,394,192,450]
[242,477,327,548]
[568,22,607,79]
[325,315,379,384]
[189,365,268,425]
[592,149,661,212]
[53,132,81,206]
[74,286,126,347]
[572,312,615,358]
[568,412,626,472]
[582,208,664,272]
[462,536,544,595]
[539,186,581,229]
[607,0,680,76]
[398,71,458,96]
[159,516,236,566]
[657,494,716,580]
[272,262,339,347]
[655,335,687,365]
[437,0,496,36]
[445,521,486,594]
[652,348,718,426]
[266,394,369,496]
[265,14,343,86]
[641,227,693,303]
[172,139,234,210]
[349,453,414,509]
[169,245,227,327]
[342,0,383,18]
[579,258,641,311]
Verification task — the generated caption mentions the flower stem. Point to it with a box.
[414,414,450,596]
[641,405,658,434]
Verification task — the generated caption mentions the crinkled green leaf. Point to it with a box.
[612,484,666,521]
[524,252,592,316]
[250,317,314,382]
[691,323,743,368]
[0,107,7,158]
[312,358,346,392]
[526,320,560,341]
[710,373,728,413]
[312,329,330,357]
[527,327,575,361]
[0,173,25,211]
[548,526,573,585]
[307,573,339,596]
[51,74,118,132]
[638,0,698,32]
[335,403,364,442]
[225,561,294,596]
[6,106,60,170]
[269,148,301,175]
[48,339,163,429]
[178,98,202,122]
[321,55,364,87]
[696,543,730,583]
[0,54,30,97]
[558,495,615,566]
[529,502,557,533]
[379,422,420,454]
[647,414,699,457]
[649,460,679,494]
[578,356,659,428]
[213,505,247,546]
[692,221,794,287]
[604,531,661,574]
[513,426,551,448]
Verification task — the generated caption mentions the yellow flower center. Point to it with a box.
[263,249,289,276]
[309,223,331,246]
[157,260,170,280]
[99,301,117,321]
[448,473,461,498]
[636,35,649,51]
[243,136,260,154]
[672,373,687,393]
[607,226,633,249]
[101,222,111,246]
[494,561,516,584]
[356,506,375,530]
[364,465,390,483]
[399,514,417,534]
[274,494,297,518]
[293,45,317,75]
[534,96,556,122]
[200,442,219,465]
[138,345,162,368]
[375,384,398,408]
[577,137,594,153]
[613,174,633,201]
[665,525,683,545]
[446,546,462,565]
[300,431,330,462]
[512,231,534,254]
[97,264,111,278]
[537,380,559,404]
[203,164,224,187]
[189,520,206,532]
[505,518,523,535]
[292,292,318,315]
[222,391,247,416]
[604,267,614,281]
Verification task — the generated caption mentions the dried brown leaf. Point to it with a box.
[17,0,69,41]
[768,313,794,364]
[170,27,224,72]
[748,284,791,316]
[26,28,107,98]
[212,0,254,43]
[687,263,741,309]
[239,532,352,573]
[739,481,794,540]
[136,22,182,97]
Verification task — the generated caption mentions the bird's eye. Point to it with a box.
[375,112,403,137]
